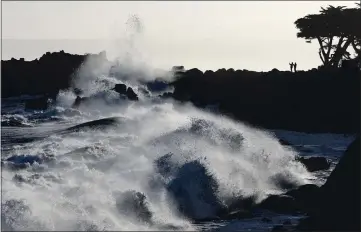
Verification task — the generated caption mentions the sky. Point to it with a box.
[1,1,358,71]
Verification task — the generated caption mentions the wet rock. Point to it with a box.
[115,190,153,224]
[167,160,225,221]
[285,184,319,201]
[24,97,50,110]
[72,96,85,108]
[285,184,319,213]
[296,156,330,172]
[73,87,83,95]
[271,225,287,232]
[113,84,138,101]
[297,136,360,231]
[258,194,300,214]
[278,139,293,146]
[268,172,300,190]
[126,87,138,101]
[113,83,127,95]
[6,155,43,165]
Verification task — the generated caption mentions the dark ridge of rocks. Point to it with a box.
[170,67,360,134]
[2,51,90,98]
[3,51,360,133]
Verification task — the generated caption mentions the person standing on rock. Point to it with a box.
[289,62,294,72]
[294,62,297,72]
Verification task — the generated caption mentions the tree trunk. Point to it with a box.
[326,36,334,58]
[330,37,353,67]
[317,37,330,66]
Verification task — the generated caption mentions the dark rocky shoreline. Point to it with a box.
[1,50,360,231]
[2,51,359,134]
[170,67,360,134]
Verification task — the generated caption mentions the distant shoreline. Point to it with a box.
[2,50,359,134]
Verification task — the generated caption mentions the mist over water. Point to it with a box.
[1,15,325,231]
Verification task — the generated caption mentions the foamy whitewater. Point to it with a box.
[1,16,355,231]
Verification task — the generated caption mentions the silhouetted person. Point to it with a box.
[294,62,297,72]
[289,62,294,72]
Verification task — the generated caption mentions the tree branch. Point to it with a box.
[317,36,329,65]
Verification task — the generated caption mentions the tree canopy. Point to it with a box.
[295,3,361,68]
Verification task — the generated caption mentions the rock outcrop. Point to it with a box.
[2,51,89,98]
[171,67,360,134]
[24,97,51,110]
[297,136,360,231]
[112,84,138,101]
[296,156,330,172]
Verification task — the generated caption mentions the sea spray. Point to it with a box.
[1,15,316,231]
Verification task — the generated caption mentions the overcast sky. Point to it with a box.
[1,1,358,71]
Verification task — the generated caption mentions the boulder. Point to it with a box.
[113,83,127,95]
[126,87,138,101]
[297,136,360,231]
[24,97,50,110]
[115,190,153,224]
[285,184,319,213]
[73,88,83,95]
[296,156,330,172]
[113,84,138,101]
[258,194,300,214]
[72,96,90,108]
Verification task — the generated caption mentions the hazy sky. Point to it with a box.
[1,1,358,71]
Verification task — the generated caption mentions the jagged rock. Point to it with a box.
[126,87,138,101]
[115,190,153,224]
[24,97,50,110]
[285,184,319,213]
[2,51,92,98]
[296,156,330,172]
[258,194,300,214]
[171,67,359,134]
[113,84,127,95]
[73,88,83,95]
[72,96,90,108]
[297,136,360,231]
[113,84,138,101]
